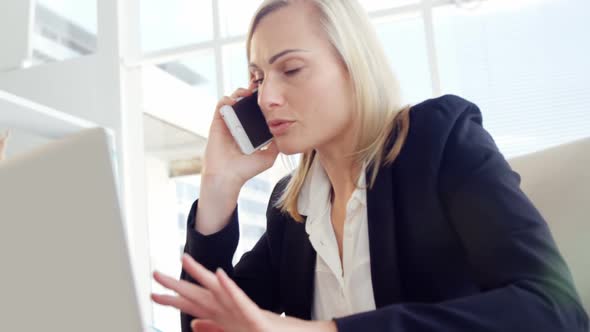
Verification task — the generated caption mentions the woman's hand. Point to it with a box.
[203,82,279,186]
[194,83,279,235]
[152,254,337,332]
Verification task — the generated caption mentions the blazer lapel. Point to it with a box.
[281,215,316,320]
[366,165,403,307]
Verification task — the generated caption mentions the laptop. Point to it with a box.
[0,128,145,331]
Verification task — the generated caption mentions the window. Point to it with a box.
[140,0,214,53]
[223,42,250,94]
[375,12,433,104]
[434,0,590,157]
[141,50,218,137]
[362,0,420,12]
[218,0,264,38]
[32,0,97,66]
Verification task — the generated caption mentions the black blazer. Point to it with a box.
[181,95,588,331]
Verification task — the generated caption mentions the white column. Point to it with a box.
[97,0,153,326]
[0,0,34,71]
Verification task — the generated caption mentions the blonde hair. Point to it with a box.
[246,0,410,222]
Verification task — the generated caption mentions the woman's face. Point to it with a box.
[249,2,357,155]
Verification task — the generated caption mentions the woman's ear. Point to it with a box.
[0,130,10,161]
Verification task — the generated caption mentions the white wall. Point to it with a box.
[0,0,33,71]
[0,56,108,126]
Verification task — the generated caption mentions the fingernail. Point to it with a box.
[216,267,227,278]
[191,319,198,329]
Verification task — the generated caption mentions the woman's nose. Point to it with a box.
[257,79,285,113]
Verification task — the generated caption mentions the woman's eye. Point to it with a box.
[253,78,264,84]
[284,68,301,76]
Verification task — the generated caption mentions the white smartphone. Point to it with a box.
[220,90,273,155]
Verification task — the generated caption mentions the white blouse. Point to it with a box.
[297,157,376,320]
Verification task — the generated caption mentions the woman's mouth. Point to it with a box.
[267,119,295,136]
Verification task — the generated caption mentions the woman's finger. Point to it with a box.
[153,271,218,316]
[215,268,269,330]
[215,96,237,114]
[230,88,253,100]
[181,255,239,314]
[191,319,225,332]
[151,293,210,319]
[216,267,260,315]
[153,270,213,302]
[181,255,221,293]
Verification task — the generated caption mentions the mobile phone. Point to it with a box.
[220,90,273,155]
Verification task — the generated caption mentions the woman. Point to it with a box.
[152,0,588,331]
